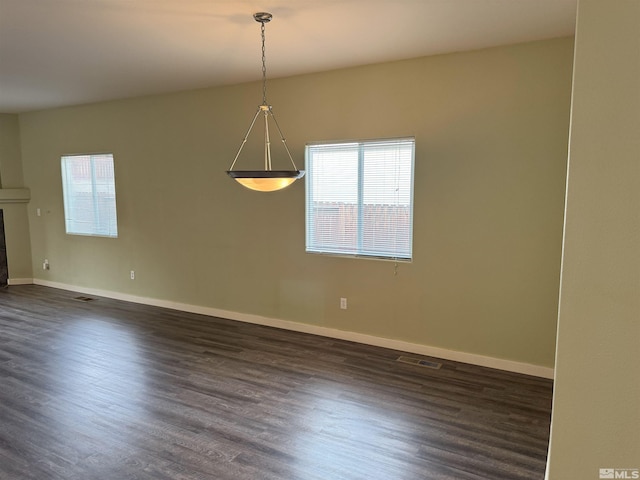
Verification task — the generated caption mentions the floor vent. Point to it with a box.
[396,356,442,369]
[73,296,95,302]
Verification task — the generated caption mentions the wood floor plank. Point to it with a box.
[0,285,553,479]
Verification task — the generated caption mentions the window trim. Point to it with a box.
[60,152,119,238]
[305,137,415,262]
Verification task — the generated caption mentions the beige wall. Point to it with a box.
[0,113,32,280]
[0,113,25,188]
[546,0,640,477]
[19,37,573,369]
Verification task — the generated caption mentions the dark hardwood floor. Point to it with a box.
[0,285,553,480]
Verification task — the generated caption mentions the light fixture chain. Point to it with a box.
[261,21,267,105]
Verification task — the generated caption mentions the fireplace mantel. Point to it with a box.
[0,188,30,204]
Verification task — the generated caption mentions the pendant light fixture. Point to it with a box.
[226,12,305,192]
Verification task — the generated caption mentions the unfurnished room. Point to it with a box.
[0,1,638,479]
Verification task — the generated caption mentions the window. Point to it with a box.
[61,153,118,237]
[305,137,414,261]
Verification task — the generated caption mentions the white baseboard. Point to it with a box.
[8,278,34,285]
[32,278,554,379]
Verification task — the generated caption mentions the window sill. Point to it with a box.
[306,250,412,263]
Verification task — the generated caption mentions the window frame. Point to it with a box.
[60,153,119,238]
[305,137,415,262]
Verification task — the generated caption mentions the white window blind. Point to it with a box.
[305,138,414,260]
[61,154,118,238]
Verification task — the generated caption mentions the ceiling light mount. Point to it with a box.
[253,12,272,23]
[226,12,304,192]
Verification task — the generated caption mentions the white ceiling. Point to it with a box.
[0,0,577,114]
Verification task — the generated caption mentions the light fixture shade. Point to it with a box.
[227,170,305,192]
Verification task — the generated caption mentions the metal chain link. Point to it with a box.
[261,21,267,105]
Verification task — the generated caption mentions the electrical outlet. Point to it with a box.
[340,297,347,309]
[42,259,49,270]
[130,270,135,280]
